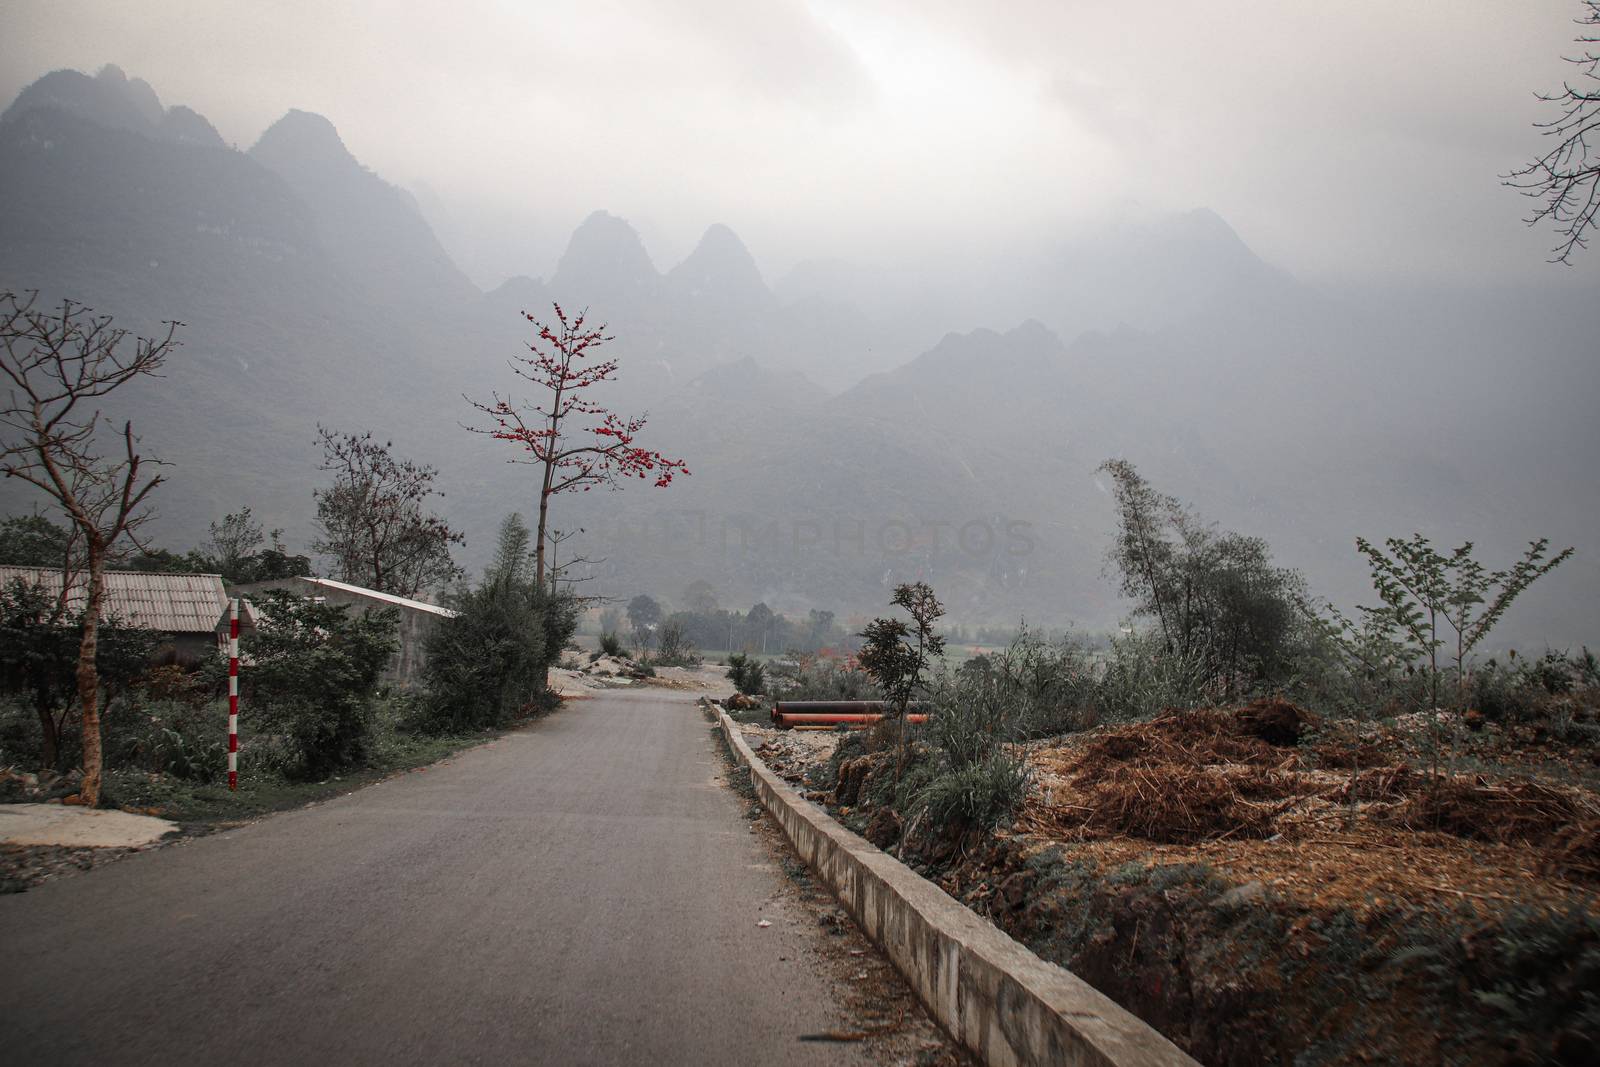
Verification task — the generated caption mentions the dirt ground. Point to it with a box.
[738,700,1600,1066]
[549,653,730,697]
[1015,702,1600,916]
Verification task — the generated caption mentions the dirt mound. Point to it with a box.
[1390,776,1588,842]
[1072,702,1311,782]
[1329,763,1423,803]
[1064,761,1292,843]
[1234,697,1319,746]
[1310,739,1391,770]
[1033,704,1321,843]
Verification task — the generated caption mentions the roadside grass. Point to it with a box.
[101,718,513,825]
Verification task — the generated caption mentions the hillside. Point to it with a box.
[1,66,1596,641]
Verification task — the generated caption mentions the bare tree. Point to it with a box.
[311,427,463,599]
[1507,1,1600,263]
[544,526,602,595]
[0,290,180,805]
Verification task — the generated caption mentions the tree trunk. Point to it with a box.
[75,548,106,806]
[35,702,60,770]
[534,481,553,592]
[534,462,557,694]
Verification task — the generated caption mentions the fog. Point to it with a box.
[4,0,1594,289]
[7,7,1600,1053]
[1,2,1597,644]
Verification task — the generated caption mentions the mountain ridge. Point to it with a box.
[0,65,1594,642]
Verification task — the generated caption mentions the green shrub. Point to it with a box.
[652,620,699,667]
[1472,648,1599,722]
[540,591,580,676]
[918,752,1030,830]
[0,576,157,769]
[768,655,879,701]
[1094,628,1210,722]
[599,630,625,657]
[418,583,561,733]
[726,652,765,695]
[946,628,1099,739]
[227,589,395,778]
[109,697,227,782]
[1099,459,1311,697]
[0,695,40,767]
[415,515,577,734]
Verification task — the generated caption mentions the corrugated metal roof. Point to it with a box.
[295,576,458,618]
[0,565,230,633]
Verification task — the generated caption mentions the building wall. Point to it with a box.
[234,578,447,688]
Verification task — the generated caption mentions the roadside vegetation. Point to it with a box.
[732,459,1596,1065]
[1,509,578,825]
[0,292,686,833]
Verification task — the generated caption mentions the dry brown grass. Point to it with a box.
[1019,700,1600,900]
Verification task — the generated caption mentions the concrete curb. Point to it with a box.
[717,709,1198,1067]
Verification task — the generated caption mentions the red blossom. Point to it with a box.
[465,303,688,586]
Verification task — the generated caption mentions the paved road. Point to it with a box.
[0,690,896,1065]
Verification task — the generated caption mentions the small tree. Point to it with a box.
[1099,459,1179,651]
[0,513,76,570]
[311,426,463,598]
[467,304,687,594]
[0,290,180,804]
[1356,535,1574,705]
[858,582,946,779]
[236,589,396,778]
[1099,459,1305,696]
[653,619,697,667]
[627,593,662,651]
[1506,1,1600,262]
[204,506,264,578]
[419,514,577,732]
[1347,535,1572,790]
[726,652,766,696]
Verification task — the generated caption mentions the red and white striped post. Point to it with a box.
[228,598,240,791]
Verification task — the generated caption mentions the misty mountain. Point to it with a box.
[250,109,477,309]
[1,66,1595,643]
[1,65,227,149]
[666,224,776,312]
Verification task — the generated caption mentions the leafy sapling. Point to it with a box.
[857,582,946,780]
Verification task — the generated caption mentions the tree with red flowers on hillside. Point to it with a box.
[467,304,688,594]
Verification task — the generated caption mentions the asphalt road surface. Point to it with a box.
[0,689,927,1065]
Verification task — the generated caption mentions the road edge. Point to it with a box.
[715,707,1198,1067]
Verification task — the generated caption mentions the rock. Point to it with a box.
[1210,880,1267,911]
[833,755,872,806]
[863,806,901,848]
[997,871,1033,911]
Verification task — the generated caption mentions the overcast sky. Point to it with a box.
[4,1,1594,289]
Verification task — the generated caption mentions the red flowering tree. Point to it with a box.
[468,304,688,593]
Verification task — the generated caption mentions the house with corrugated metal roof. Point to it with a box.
[233,575,456,687]
[0,564,232,663]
